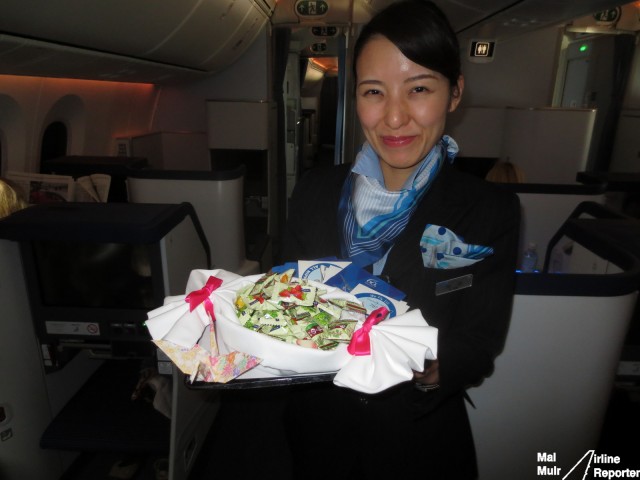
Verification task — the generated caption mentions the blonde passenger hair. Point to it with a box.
[485,161,525,184]
[0,178,28,218]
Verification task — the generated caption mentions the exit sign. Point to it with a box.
[312,26,338,37]
[593,7,621,24]
[295,0,329,17]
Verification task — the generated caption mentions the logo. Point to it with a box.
[365,278,378,288]
[300,262,335,282]
[536,450,638,479]
[354,292,397,318]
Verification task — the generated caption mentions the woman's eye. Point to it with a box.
[412,86,430,94]
[363,88,381,96]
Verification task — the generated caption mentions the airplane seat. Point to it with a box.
[495,181,608,268]
[0,202,216,480]
[543,200,629,272]
[126,166,262,275]
[41,155,149,203]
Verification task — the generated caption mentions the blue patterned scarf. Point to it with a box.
[338,136,458,268]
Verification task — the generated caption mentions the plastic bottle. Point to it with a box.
[521,242,538,273]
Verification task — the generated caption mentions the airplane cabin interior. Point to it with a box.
[1,1,640,479]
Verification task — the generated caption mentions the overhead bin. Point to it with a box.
[0,34,208,83]
[0,0,273,80]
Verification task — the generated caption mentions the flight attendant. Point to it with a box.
[282,1,520,478]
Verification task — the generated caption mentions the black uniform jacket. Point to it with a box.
[282,160,521,477]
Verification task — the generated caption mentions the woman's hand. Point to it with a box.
[413,359,439,386]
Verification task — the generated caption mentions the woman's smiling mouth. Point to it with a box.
[382,135,416,147]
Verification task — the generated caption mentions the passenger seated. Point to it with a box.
[0,177,27,218]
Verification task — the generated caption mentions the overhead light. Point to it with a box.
[309,57,338,74]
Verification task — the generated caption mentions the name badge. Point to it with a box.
[435,274,473,296]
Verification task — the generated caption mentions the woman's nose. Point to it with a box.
[384,98,408,129]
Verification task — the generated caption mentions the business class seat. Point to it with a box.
[126,166,261,276]
[467,201,640,480]
[497,181,607,268]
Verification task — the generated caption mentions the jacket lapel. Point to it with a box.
[382,163,472,278]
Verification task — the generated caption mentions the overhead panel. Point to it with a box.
[0,0,200,58]
[442,0,631,42]
[350,0,631,40]
[360,0,516,31]
[143,1,268,70]
[0,0,271,80]
[0,35,207,84]
[290,24,343,57]
[271,0,354,26]
[198,4,269,71]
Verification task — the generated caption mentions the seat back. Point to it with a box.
[499,182,608,267]
[127,167,259,275]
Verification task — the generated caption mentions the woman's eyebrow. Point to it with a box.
[357,79,383,88]
[406,73,438,83]
[356,73,438,88]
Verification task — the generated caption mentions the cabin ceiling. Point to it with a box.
[286,0,633,58]
[0,0,632,84]
[433,0,635,42]
[0,0,276,84]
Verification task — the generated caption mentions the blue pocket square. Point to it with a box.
[420,224,493,269]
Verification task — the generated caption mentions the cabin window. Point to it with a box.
[40,121,68,173]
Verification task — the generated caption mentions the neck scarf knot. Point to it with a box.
[338,136,458,268]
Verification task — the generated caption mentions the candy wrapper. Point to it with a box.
[146,269,438,393]
[275,259,410,316]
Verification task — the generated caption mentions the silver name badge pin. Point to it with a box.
[435,274,473,296]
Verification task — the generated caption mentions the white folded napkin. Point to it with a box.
[145,269,242,349]
[333,309,438,394]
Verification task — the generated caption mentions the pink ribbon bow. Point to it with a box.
[347,306,390,356]
[185,276,222,320]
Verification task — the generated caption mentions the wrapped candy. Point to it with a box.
[146,269,439,393]
[234,273,365,350]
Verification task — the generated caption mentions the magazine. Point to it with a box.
[6,171,111,203]
[75,174,111,202]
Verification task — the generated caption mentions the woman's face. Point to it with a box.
[356,35,463,190]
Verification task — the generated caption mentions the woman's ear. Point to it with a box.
[448,75,464,112]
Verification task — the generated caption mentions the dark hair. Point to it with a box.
[353,0,461,87]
